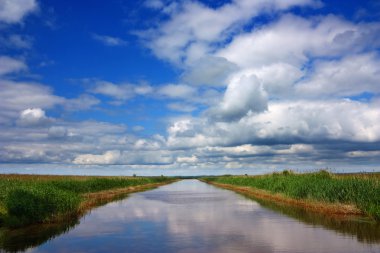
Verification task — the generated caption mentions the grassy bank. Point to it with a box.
[203,171,380,220]
[0,175,175,228]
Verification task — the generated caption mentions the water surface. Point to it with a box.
[3,180,380,253]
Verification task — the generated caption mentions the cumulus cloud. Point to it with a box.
[1,0,380,173]
[181,56,238,86]
[167,100,380,149]
[0,80,63,124]
[217,14,379,68]
[0,119,129,164]
[73,150,121,165]
[209,74,268,121]
[0,0,38,24]
[17,108,51,127]
[0,79,101,126]
[296,53,380,98]
[134,138,162,150]
[0,56,27,76]
[140,0,320,65]
[155,10,380,167]
[232,63,304,98]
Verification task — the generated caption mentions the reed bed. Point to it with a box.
[203,170,380,220]
[0,175,173,227]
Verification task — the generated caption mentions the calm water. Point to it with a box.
[2,180,380,253]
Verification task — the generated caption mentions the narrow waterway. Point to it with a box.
[5,180,380,253]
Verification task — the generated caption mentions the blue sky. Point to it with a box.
[0,0,380,176]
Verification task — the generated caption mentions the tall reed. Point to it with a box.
[204,171,380,220]
[0,176,172,227]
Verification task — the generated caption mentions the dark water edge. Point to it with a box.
[0,180,379,253]
[0,192,133,253]
[239,193,380,244]
[0,220,78,253]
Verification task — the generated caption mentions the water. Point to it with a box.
[1,180,380,253]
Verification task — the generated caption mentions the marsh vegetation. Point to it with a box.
[203,170,380,220]
[0,174,174,227]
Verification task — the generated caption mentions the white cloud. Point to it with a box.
[140,0,319,65]
[218,15,348,68]
[0,56,27,76]
[209,74,268,121]
[92,81,134,100]
[0,80,63,124]
[200,144,315,160]
[181,56,238,86]
[91,81,153,102]
[233,63,304,98]
[167,103,196,112]
[48,126,68,139]
[346,151,380,158]
[0,79,101,126]
[1,0,380,172]
[167,100,380,149]
[134,84,154,95]
[73,150,121,165]
[177,155,198,163]
[92,34,127,46]
[134,138,162,150]
[158,84,197,99]
[73,150,174,165]
[277,144,315,154]
[296,53,380,97]
[121,150,174,165]
[244,100,380,143]
[0,0,38,24]
[17,108,51,127]
[64,95,100,111]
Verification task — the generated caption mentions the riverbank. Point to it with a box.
[202,171,380,220]
[0,175,176,228]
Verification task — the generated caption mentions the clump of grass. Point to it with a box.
[5,186,80,227]
[0,175,173,227]
[203,170,380,220]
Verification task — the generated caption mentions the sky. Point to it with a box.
[0,0,380,176]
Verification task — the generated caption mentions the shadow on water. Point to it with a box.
[0,192,134,252]
[0,219,79,252]
[239,193,380,244]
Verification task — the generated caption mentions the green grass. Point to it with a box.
[203,170,380,220]
[0,175,173,227]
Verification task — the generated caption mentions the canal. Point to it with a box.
[1,180,380,252]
